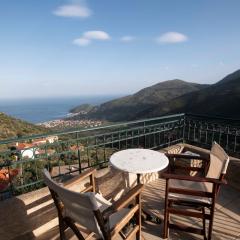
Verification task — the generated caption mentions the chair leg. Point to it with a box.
[163,203,170,239]
[136,194,142,240]
[207,205,215,240]
[202,207,207,240]
[163,180,169,239]
[59,217,67,240]
[64,217,85,240]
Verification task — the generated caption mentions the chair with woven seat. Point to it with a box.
[43,168,143,240]
[162,142,229,240]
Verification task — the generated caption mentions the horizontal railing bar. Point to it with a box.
[86,127,183,148]
[149,139,183,150]
[81,119,183,140]
[0,113,185,145]
[0,119,183,155]
[1,126,183,167]
[186,113,240,123]
[44,118,183,147]
[15,179,44,190]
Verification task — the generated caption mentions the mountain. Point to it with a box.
[69,104,96,114]
[145,69,240,118]
[72,80,208,121]
[69,69,240,121]
[0,112,48,140]
[215,69,240,85]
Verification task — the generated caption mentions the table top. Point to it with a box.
[110,148,169,174]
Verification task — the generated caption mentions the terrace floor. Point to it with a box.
[1,144,240,240]
[142,178,240,240]
[36,179,240,240]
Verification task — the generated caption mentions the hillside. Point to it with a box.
[215,69,240,85]
[145,69,240,118]
[69,104,96,114]
[0,112,48,140]
[72,80,208,121]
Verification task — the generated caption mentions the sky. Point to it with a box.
[0,0,240,99]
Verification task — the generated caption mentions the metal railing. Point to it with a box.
[184,114,240,156]
[0,113,184,199]
[0,112,240,199]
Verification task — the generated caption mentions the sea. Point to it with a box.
[0,96,119,124]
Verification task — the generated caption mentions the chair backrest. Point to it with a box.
[206,142,230,179]
[42,169,103,237]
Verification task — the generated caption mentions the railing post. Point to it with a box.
[103,135,106,163]
[226,126,229,150]
[76,132,82,173]
[143,121,146,148]
[95,137,99,167]
[7,165,14,196]
[182,114,186,143]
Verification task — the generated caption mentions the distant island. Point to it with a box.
[68,69,240,121]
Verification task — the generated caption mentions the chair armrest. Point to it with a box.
[166,153,210,162]
[102,184,144,219]
[173,166,205,172]
[110,205,140,235]
[161,173,227,185]
[64,168,96,188]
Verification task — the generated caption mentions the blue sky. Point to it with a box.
[0,0,240,99]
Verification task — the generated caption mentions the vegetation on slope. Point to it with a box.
[0,112,48,140]
[146,69,240,118]
[69,104,96,114]
[72,79,208,121]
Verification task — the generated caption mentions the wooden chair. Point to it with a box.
[162,142,229,240]
[43,168,143,240]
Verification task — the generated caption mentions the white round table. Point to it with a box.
[110,148,169,183]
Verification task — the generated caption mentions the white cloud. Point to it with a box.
[73,38,91,46]
[120,36,135,43]
[73,30,110,47]
[83,31,110,40]
[156,32,188,44]
[53,1,92,18]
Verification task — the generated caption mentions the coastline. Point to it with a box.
[0,96,119,124]
[37,118,104,130]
